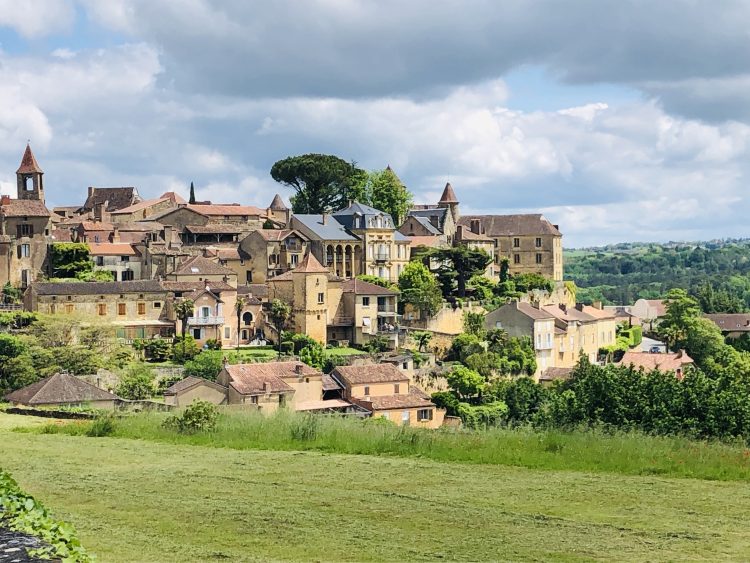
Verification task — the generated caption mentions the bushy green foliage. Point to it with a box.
[411,330,432,352]
[356,274,398,291]
[429,246,493,298]
[86,414,117,437]
[164,400,219,433]
[446,365,484,399]
[457,401,509,429]
[285,333,318,354]
[299,342,325,370]
[183,351,224,381]
[398,261,442,318]
[0,311,36,329]
[0,470,92,561]
[76,269,114,282]
[204,338,222,350]
[511,273,553,294]
[448,333,485,363]
[462,310,486,338]
[49,242,92,278]
[279,341,294,356]
[141,338,171,361]
[363,335,390,355]
[171,335,200,363]
[116,363,156,400]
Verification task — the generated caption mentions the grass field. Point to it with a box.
[3,412,750,561]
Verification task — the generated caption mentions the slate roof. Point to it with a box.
[82,187,141,212]
[163,376,227,396]
[269,194,288,210]
[224,361,319,395]
[458,214,562,237]
[0,199,51,217]
[293,214,358,241]
[238,284,269,298]
[333,201,394,230]
[332,363,409,385]
[510,301,556,320]
[341,278,398,295]
[30,280,165,296]
[174,255,236,276]
[411,215,442,235]
[17,144,43,174]
[539,367,573,382]
[5,372,118,405]
[367,387,434,410]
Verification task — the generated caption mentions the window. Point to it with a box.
[224,326,231,339]
[201,306,211,318]
[513,237,520,248]
[536,253,542,264]
[65,304,74,314]
[137,302,146,315]
[18,244,30,258]
[535,237,542,247]
[513,254,521,264]
[18,224,33,237]
[192,328,202,339]
[495,321,503,329]
[317,292,324,304]
[362,296,370,306]
[417,408,433,422]
[118,303,126,316]
[546,333,551,347]
[394,383,400,394]
[121,270,134,281]
[95,256,104,266]
[364,386,370,397]
[401,410,410,424]
[121,256,129,262]
[97,303,107,316]
[250,395,258,404]
[154,302,162,309]
[290,254,298,266]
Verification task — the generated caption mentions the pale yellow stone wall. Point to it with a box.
[377,406,445,429]
[166,383,227,407]
[492,234,562,281]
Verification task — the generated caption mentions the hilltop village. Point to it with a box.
[2,144,677,425]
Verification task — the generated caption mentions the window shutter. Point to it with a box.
[16,245,21,259]
[28,225,33,237]
[16,225,21,238]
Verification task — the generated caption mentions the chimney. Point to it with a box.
[456,225,463,240]
[88,186,94,199]
[0,195,10,206]
[676,350,683,359]
[263,381,269,392]
[575,303,584,312]
[470,219,481,234]
[112,225,120,243]
[592,301,602,310]
[164,225,174,246]
[295,363,303,375]
[222,356,228,368]
[94,202,104,221]
[322,213,328,225]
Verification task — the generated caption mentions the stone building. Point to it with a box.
[400,182,460,244]
[0,145,52,288]
[88,242,141,281]
[239,228,309,284]
[5,372,119,410]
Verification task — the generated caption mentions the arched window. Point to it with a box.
[242,312,253,326]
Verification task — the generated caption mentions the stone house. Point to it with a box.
[88,242,141,281]
[335,278,399,348]
[5,372,119,409]
[0,145,52,288]
[109,192,185,223]
[618,350,694,379]
[704,313,750,338]
[400,182,460,244]
[266,194,291,227]
[457,214,563,281]
[163,376,228,407]
[331,363,444,428]
[632,298,667,330]
[541,303,617,364]
[24,280,175,341]
[291,201,411,282]
[239,228,309,284]
[79,186,142,221]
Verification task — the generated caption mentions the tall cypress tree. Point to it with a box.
[189,181,196,204]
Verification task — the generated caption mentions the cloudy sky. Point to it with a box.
[0,1,747,247]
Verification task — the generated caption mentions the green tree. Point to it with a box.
[75,269,114,282]
[184,351,224,381]
[446,365,484,400]
[463,311,486,339]
[268,299,292,358]
[174,299,195,359]
[270,154,364,214]
[235,296,246,351]
[398,261,442,319]
[368,167,413,225]
[189,181,196,204]
[116,364,155,400]
[411,330,432,352]
[49,242,92,278]
[299,342,325,370]
[431,246,492,298]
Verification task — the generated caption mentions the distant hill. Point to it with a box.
[564,239,750,311]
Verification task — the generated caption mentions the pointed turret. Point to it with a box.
[269,193,288,211]
[293,252,329,274]
[16,144,43,175]
[16,143,45,202]
[438,182,458,204]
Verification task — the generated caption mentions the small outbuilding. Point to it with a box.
[163,376,228,407]
[4,372,119,409]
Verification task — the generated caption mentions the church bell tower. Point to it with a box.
[16,144,45,203]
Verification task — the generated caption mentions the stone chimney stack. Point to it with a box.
[456,225,463,240]
[322,213,328,225]
[295,363,303,375]
[111,225,120,243]
[470,219,481,235]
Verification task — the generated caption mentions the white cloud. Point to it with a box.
[0,0,75,38]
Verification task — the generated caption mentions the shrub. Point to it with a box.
[164,400,219,433]
[86,415,116,437]
[279,341,294,356]
[286,333,318,354]
[204,339,222,350]
[142,339,171,361]
[116,364,156,400]
[299,343,325,370]
[183,351,224,381]
[171,335,200,363]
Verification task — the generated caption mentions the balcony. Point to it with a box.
[188,316,224,326]
[374,252,390,262]
[330,316,353,326]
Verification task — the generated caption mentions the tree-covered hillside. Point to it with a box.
[565,239,750,310]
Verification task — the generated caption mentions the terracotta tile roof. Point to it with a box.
[160,191,186,204]
[619,350,694,373]
[238,284,268,298]
[341,278,398,295]
[579,305,616,320]
[458,229,493,242]
[293,252,329,273]
[541,304,596,323]
[643,299,668,317]
[16,144,43,174]
[513,301,556,320]
[216,247,241,260]
[438,182,458,203]
[82,187,141,212]
[458,214,561,237]
[80,221,114,231]
[174,255,236,276]
[269,194,288,210]
[88,243,138,256]
[322,374,342,391]
[0,199,51,218]
[163,376,227,396]
[254,229,298,241]
[405,235,443,248]
[539,367,573,382]
[704,313,750,332]
[110,196,180,215]
[186,204,265,216]
[224,361,318,395]
[161,280,234,293]
[333,363,409,385]
[185,224,243,234]
[368,387,434,410]
[30,280,165,296]
[50,229,72,242]
[5,372,118,405]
